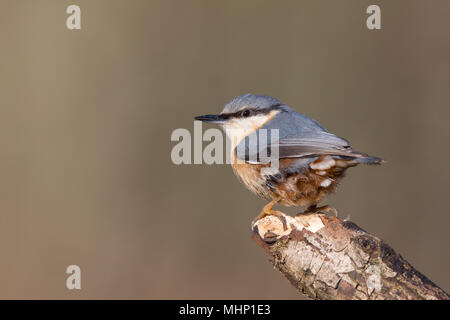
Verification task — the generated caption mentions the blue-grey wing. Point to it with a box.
[235,108,375,162]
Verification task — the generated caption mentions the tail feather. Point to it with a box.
[355,156,385,165]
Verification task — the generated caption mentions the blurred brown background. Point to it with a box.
[0,0,449,299]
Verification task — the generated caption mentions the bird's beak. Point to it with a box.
[194,114,225,124]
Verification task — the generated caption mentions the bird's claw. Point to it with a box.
[297,204,338,217]
[252,198,287,230]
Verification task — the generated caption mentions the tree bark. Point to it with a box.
[252,212,449,300]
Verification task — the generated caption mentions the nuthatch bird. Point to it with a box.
[195,94,383,223]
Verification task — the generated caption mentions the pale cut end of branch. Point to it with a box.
[252,212,450,300]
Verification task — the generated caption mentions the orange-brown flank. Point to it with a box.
[232,155,357,207]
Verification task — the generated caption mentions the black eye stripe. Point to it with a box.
[218,113,231,120]
[219,104,283,119]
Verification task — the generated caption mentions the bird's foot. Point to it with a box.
[297,204,338,217]
[252,198,287,230]
[253,199,278,223]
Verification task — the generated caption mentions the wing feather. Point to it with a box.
[234,108,377,163]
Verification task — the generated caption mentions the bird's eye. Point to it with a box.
[242,110,250,117]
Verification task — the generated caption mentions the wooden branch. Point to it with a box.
[252,212,449,300]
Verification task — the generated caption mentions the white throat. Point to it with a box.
[222,110,280,151]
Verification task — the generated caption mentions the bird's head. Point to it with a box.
[195,94,285,143]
